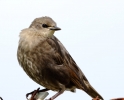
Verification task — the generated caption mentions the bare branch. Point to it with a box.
[0,97,3,100]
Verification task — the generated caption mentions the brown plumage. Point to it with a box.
[17,16,103,100]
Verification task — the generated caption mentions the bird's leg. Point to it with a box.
[46,89,64,100]
[26,87,49,100]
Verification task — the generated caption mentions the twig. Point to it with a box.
[0,97,3,100]
[111,98,124,100]
[92,96,100,100]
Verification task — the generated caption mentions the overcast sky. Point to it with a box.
[0,0,124,100]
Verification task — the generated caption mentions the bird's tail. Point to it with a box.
[84,84,104,100]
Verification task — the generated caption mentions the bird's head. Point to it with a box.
[29,16,61,37]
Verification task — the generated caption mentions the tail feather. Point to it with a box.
[84,85,104,100]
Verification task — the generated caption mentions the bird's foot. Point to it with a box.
[26,87,40,100]
[26,87,49,100]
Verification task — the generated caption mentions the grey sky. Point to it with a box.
[0,0,124,100]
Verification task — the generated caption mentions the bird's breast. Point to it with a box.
[17,36,57,87]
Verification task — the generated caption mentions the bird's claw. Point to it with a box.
[26,88,49,100]
[26,87,40,100]
[45,98,53,100]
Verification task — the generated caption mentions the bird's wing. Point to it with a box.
[46,36,89,90]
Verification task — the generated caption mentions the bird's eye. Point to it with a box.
[42,24,48,28]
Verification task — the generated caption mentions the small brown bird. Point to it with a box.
[17,16,103,100]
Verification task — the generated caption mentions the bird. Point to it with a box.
[17,16,103,100]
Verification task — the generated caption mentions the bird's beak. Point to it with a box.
[50,26,61,31]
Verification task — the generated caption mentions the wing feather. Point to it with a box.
[46,36,89,90]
